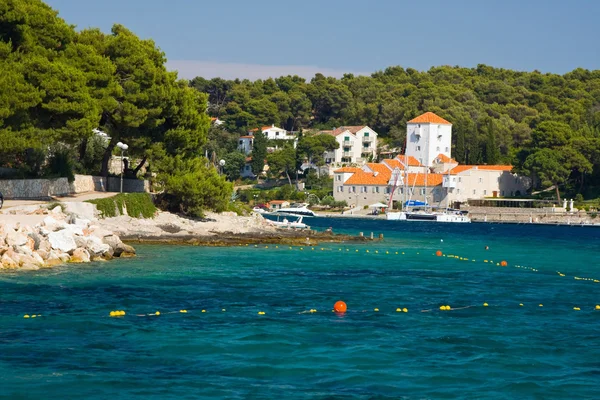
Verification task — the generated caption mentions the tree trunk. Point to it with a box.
[133,156,147,176]
[555,184,561,204]
[79,137,88,162]
[579,172,585,194]
[285,169,292,187]
[100,137,118,178]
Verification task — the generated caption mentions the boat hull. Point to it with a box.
[386,211,471,223]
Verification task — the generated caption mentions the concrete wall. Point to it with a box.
[0,178,71,199]
[0,175,149,199]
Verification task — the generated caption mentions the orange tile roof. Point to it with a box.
[395,155,422,167]
[210,117,217,121]
[344,169,391,185]
[365,163,392,173]
[332,126,367,136]
[269,200,289,204]
[382,159,405,170]
[334,167,362,173]
[408,112,451,125]
[477,165,513,171]
[406,173,444,186]
[261,125,276,131]
[448,165,513,174]
[434,153,456,163]
[239,135,253,139]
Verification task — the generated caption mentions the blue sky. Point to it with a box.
[45,0,599,80]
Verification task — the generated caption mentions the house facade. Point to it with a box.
[260,125,296,141]
[405,112,452,167]
[238,135,254,155]
[322,126,378,165]
[332,112,531,208]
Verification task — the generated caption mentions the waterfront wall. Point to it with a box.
[466,206,597,224]
[0,175,149,199]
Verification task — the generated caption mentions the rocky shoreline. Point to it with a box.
[0,204,135,271]
[0,202,372,271]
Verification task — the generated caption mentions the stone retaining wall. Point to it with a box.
[0,175,149,199]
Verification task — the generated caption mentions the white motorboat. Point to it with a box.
[267,216,310,230]
[252,206,269,214]
[275,203,316,217]
[386,209,471,223]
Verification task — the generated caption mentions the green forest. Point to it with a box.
[192,66,600,200]
[0,0,232,216]
[2,0,600,207]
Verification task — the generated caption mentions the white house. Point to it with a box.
[238,135,254,155]
[255,124,296,141]
[405,112,452,167]
[210,117,224,126]
[443,165,531,202]
[322,126,378,165]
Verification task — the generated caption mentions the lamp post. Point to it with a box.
[116,142,128,193]
[219,159,225,176]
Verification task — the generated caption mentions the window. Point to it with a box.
[336,175,341,181]
[239,140,243,145]
[479,177,483,183]
[364,132,369,137]
[458,177,461,183]
[385,187,390,194]
[409,188,414,195]
[445,147,449,152]
[501,190,505,196]
[363,186,368,193]
[375,187,380,193]
[338,186,343,193]
[417,146,421,151]
[483,190,487,195]
[372,187,376,193]
[452,177,456,182]
[473,189,476,195]
[352,186,356,193]
[436,146,440,151]
[421,188,426,195]
[457,189,460,194]
[344,136,350,141]
[275,132,279,136]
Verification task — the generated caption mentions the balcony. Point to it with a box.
[342,142,353,147]
[363,137,372,143]
[343,151,352,157]
[443,177,456,188]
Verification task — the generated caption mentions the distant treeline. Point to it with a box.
[191,67,600,198]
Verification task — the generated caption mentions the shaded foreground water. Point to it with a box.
[1,219,600,399]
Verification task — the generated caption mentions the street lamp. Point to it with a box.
[116,142,129,193]
[219,159,225,175]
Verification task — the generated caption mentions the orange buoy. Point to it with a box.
[334,301,347,313]
[500,260,508,267]
[435,250,443,257]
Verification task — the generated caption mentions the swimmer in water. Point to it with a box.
[485,246,489,250]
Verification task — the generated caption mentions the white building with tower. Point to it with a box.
[405,112,452,167]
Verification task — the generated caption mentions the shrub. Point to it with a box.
[87,193,156,218]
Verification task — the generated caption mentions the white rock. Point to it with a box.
[71,248,91,263]
[6,231,28,247]
[89,227,113,239]
[43,216,68,231]
[1,253,17,269]
[48,230,77,253]
[63,224,84,237]
[50,205,63,215]
[86,236,111,255]
[32,252,45,265]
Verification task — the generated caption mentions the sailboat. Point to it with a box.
[386,155,470,223]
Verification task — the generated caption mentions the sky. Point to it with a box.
[45,0,599,80]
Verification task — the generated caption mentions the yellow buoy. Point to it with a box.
[155,311,160,316]
[201,310,206,313]
[32,315,36,318]
[595,305,600,310]
[539,304,543,307]
[24,315,30,318]
[374,308,379,312]
[396,308,401,312]
[519,303,524,306]
[109,311,116,317]
[222,309,226,312]
[403,308,408,313]
[483,303,488,307]
[366,250,369,253]
[180,310,187,313]
[440,305,446,311]
[573,307,580,311]
[258,311,265,315]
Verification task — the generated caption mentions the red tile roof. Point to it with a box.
[332,126,367,136]
[269,200,289,204]
[408,112,451,125]
[448,165,513,175]
[239,135,253,139]
[406,173,444,186]
[365,163,392,173]
[395,155,422,167]
[344,169,391,185]
[434,153,456,163]
[334,167,362,173]
[382,159,405,170]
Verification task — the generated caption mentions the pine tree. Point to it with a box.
[484,119,500,164]
[251,131,267,176]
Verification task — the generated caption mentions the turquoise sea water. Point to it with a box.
[1,219,600,399]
